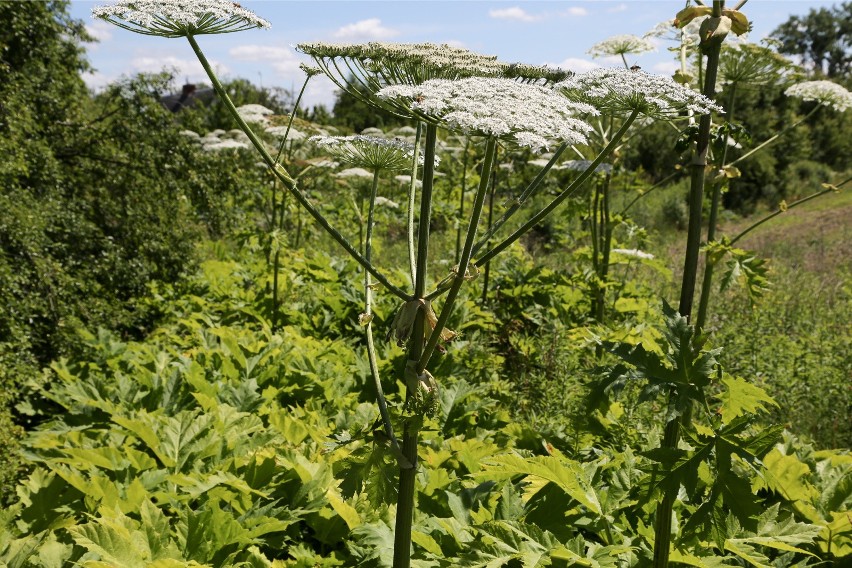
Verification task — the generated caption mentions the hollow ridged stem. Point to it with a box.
[654,4,724,567]
[471,142,568,257]
[455,137,471,264]
[187,35,409,301]
[475,110,639,268]
[418,137,497,372]
[393,123,438,568]
[408,123,423,287]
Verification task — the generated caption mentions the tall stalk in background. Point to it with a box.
[655,2,727,566]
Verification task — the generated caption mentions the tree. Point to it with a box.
[770,2,852,79]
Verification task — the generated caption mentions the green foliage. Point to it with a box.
[770,3,852,79]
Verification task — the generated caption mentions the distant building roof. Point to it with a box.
[159,84,215,113]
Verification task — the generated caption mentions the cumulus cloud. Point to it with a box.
[489,6,538,22]
[81,70,112,92]
[555,58,601,73]
[85,20,113,43]
[652,61,680,75]
[562,7,588,16]
[230,45,301,75]
[132,55,229,80]
[333,18,398,40]
[608,3,628,13]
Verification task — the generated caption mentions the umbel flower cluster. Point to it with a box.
[92,0,269,37]
[555,68,724,118]
[297,41,571,107]
[309,135,429,173]
[378,77,595,151]
[588,34,656,58]
[785,80,852,113]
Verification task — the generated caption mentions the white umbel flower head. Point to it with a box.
[378,77,595,151]
[612,248,655,260]
[92,0,270,37]
[785,80,852,112]
[236,104,274,123]
[555,68,723,118]
[588,34,656,58]
[309,135,431,172]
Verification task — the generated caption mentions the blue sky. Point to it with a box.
[71,1,838,109]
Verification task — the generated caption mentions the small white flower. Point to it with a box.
[336,167,374,178]
[202,139,249,151]
[395,174,422,187]
[612,248,655,260]
[92,0,270,37]
[377,77,595,151]
[588,34,656,58]
[374,196,400,209]
[785,80,852,112]
[179,129,200,139]
[265,126,305,140]
[555,68,723,118]
[236,104,274,123]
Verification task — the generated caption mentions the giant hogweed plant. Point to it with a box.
[83,1,822,566]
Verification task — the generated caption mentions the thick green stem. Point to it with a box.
[481,169,496,304]
[594,173,613,326]
[418,137,497,372]
[186,35,409,301]
[696,84,737,331]
[393,123,438,568]
[408,122,423,287]
[654,4,724,567]
[455,137,470,264]
[475,110,639,268]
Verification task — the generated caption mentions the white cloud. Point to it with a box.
[132,56,229,80]
[554,58,601,73]
[652,61,680,75]
[230,45,301,75]
[563,7,588,16]
[85,20,113,42]
[489,6,538,22]
[81,70,112,92]
[333,18,398,41]
[607,3,628,13]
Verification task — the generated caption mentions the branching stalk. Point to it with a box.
[472,142,569,256]
[474,110,639,268]
[393,123,438,568]
[418,137,497,372]
[654,3,724,567]
[187,35,409,301]
[408,122,423,287]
